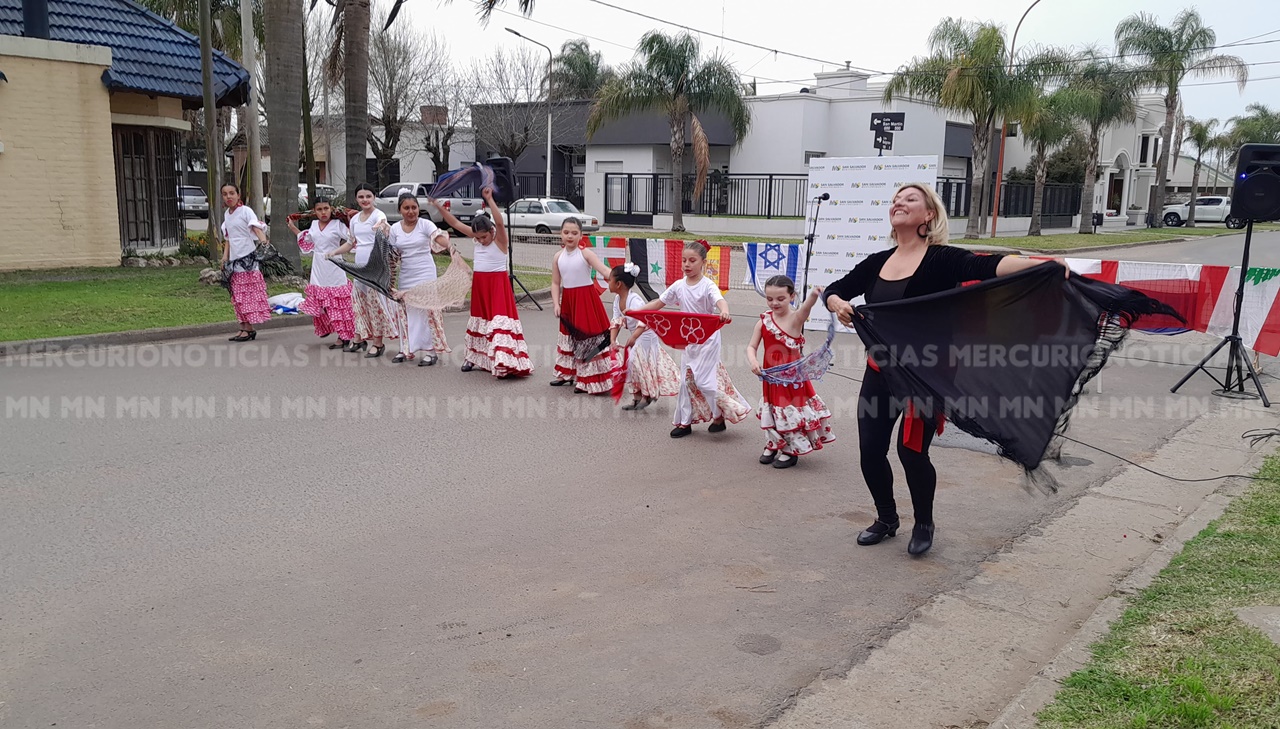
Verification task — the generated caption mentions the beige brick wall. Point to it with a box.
[0,37,119,271]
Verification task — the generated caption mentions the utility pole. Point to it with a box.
[199,0,221,260]
[240,0,263,215]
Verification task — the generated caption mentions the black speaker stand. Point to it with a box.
[506,202,543,311]
[1171,220,1270,405]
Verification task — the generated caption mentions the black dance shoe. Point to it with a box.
[908,523,935,556]
[670,425,693,438]
[856,519,900,546]
[707,419,727,433]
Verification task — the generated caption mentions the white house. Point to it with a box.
[999,93,1187,227]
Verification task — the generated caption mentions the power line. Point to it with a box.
[494,7,636,53]
[1221,28,1280,47]
[581,0,883,75]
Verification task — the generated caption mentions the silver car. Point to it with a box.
[264,184,340,221]
[178,186,209,218]
[508,198,600,233]
[375,182,485,227]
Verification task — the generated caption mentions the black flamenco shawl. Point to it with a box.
[329,227,397,299]
[220,244,292,292]
[849,263,1184,475]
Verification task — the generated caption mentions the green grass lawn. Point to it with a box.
[0,265,301,342]
[1,259,552,344]
[997,227,1237,252]
[1036,456,1280,728]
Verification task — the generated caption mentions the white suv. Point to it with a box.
[1162,196,1246,228]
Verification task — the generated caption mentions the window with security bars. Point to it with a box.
[113,126,182,252]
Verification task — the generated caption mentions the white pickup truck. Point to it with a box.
[1162,196,1246,228]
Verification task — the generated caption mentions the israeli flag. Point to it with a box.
[744,242,804,296]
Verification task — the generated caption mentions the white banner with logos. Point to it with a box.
[801,155,940,331]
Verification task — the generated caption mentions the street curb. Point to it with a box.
[0,316,316,358]
[986,465,1261,728]
[0,287,555,359]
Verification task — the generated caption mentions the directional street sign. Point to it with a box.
[874,131,894,150]
[870,112,906,132]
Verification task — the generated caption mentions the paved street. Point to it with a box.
[1098,226,1280,266]
[4,278,1271,727]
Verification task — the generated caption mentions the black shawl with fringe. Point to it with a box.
[850,263,1183,473]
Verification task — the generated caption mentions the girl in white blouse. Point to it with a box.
[219,183,271,341]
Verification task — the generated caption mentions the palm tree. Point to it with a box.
[1017,89,1076,235]
[588,31,751,233]
[1180,117,1219,226]
[883,19,1069,238]
[549,39,616,100]
[1224,103,1280,159]
[1115,9,1248,227]
[1059,52,1139,234]
[264,0,305,268]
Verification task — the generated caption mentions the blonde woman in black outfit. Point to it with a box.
[823,184,1062,556]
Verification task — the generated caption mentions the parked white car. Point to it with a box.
[374,182,485,227]
[507,198,600,233]
[264,184,340,221]
[178,186,209,218]
[1162,196,1246,228]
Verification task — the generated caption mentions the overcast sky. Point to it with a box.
[382,0,1276,124]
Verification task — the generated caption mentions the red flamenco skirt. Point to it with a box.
[465,271,534,378]
[556,284,612,394]
[301,282,356,340]
[230,270,271,325]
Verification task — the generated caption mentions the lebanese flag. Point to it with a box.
[585,235,627,293]
[1207,267,1280,356]
[628,238,685,300]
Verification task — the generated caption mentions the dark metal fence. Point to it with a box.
[936,177,1081,221]
[514,173,585,210]
[601,173,1081,226]
[604,173,809,225]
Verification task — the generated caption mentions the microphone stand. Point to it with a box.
[800,194,825,297]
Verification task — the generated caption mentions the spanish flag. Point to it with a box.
[704,242,732,293]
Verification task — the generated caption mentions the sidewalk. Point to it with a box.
[770,389,1280,728]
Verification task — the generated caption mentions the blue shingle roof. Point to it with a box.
[0,0,249,108]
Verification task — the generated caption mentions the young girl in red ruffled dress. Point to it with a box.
[551,218,614,394]
[746,275,835,468]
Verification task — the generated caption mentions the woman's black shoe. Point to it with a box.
[392,353,409,364]
[461,362,475,372]
[759,449,777,465]
[229,330,257,342]
[328,339,349,350]
[550,378,573,386]
[364,344,385,358]
[908,523,935,556]
[670,425,693,438]
[419,354,438,367]
[856,519,900,546]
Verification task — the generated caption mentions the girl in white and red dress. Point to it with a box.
[551,218,614,394]
[639,241,751,437]
[219,183,271,341]
[746,275,836,469]
[333,182,402,358]
[288,197,355,348]
[608,263,679,410]
[388,192,452,367]
[429,187,533,378]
